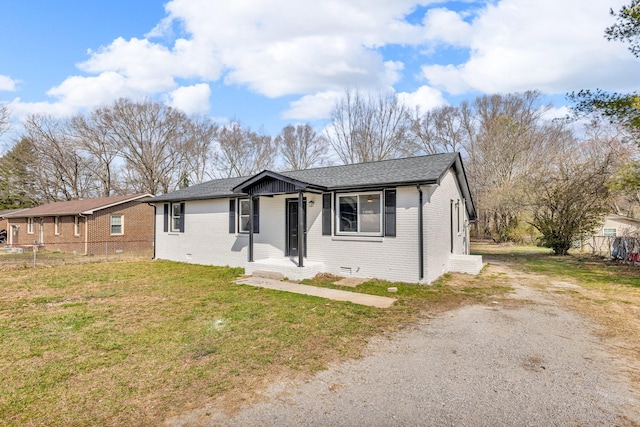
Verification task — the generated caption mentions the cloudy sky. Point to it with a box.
[0,0,638,138]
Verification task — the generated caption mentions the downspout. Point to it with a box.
[80,214,88,255]
[248,196,254,262]
[417,185,424,281]
[149,203,156,260]
[298,190,304,268]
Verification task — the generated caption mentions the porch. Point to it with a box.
[245,257,325,281]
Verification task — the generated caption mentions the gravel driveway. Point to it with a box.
[169,264,640,426]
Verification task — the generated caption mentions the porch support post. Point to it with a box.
[248,195,254,262]
[298,190,304,267]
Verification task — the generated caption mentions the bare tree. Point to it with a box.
[175,116,218,188]
[70,113,120,197]
[22,114,96,201]
[526,136,612,255]
[276,124,328,170]
[410,105,466,154]
[212,120,277,177]
[89,98,214,195]
[460,91,561,242]
[326,90,412,164]
[0,102,10,141]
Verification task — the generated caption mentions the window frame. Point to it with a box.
[237,198,259,234]
[110,214,124,235]
[171,203,182,232]
[27,217,34,234]
[54,216,60,235]
[239,199,251,233]
[74,216,81,236]
[335,191,383,236]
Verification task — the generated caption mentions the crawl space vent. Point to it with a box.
[340,266,352,275]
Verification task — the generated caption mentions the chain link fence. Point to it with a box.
[0,239,154,270]
[581,234,640,263]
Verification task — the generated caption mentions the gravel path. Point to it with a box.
[169,266,640,426]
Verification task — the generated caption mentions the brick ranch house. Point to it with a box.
[150,153,483,284]
[3,194,154,256]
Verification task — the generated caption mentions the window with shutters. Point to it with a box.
[171,203,182,232]
[237,199,259,233]
[336,192,382,236]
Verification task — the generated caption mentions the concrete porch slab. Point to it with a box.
[235,277,397,308]
[245,258,325,281]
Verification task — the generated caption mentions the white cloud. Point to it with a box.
[47,72,140,109]
[11,0,639,126]
[422,8,472,46]
[156,0,428,97]
[397,85,447,112]
[0,75,18,92]
[421,0,640,96]
[23,0,434,119]
[167,83,211,114]
[8,97,75,120]
[282,90,343,120]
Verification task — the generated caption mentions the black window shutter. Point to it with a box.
[253,198,260,233]
[229,199,236,233]
[322,193,332,236]
[384,189,396,237]
[179,202,185,232]
[163,203,169,232]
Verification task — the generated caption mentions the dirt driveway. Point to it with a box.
[168,260,640,426]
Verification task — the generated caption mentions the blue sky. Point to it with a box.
[1,0,638,143]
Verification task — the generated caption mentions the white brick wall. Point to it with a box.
[154,167,481,284]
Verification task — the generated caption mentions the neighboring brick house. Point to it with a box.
[150,153,483,284]
[3,194,154,256]
[0,209,27,243]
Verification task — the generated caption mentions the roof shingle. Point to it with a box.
[4,194,152,218]
[150,153,459,202]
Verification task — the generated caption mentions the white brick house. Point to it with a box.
[150,153,482,284]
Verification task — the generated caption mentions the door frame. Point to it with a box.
[285,197,307,257]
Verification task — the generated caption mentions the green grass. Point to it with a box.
[0,259,508,426]
[473,245,640,288]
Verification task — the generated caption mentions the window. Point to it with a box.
[337,192,382,235]
[27,217,34,234]
[239,199,251,232]
[74,216,81,236]
[603,228,617,237]
[110,214,123,235]
[163,202,185,233]
[456,200,460,233]
[54,216,60,235]
[171,203,182,232]
[237,198,259,233]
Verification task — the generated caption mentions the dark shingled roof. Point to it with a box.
[149,153,476,219]
[281,152,458,189]
[4,194,152,218]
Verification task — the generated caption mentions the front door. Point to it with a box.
[286,199,307,257]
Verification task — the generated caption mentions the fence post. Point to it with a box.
[33,240,37,268]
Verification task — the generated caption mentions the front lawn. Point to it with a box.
[0,260,507,426]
